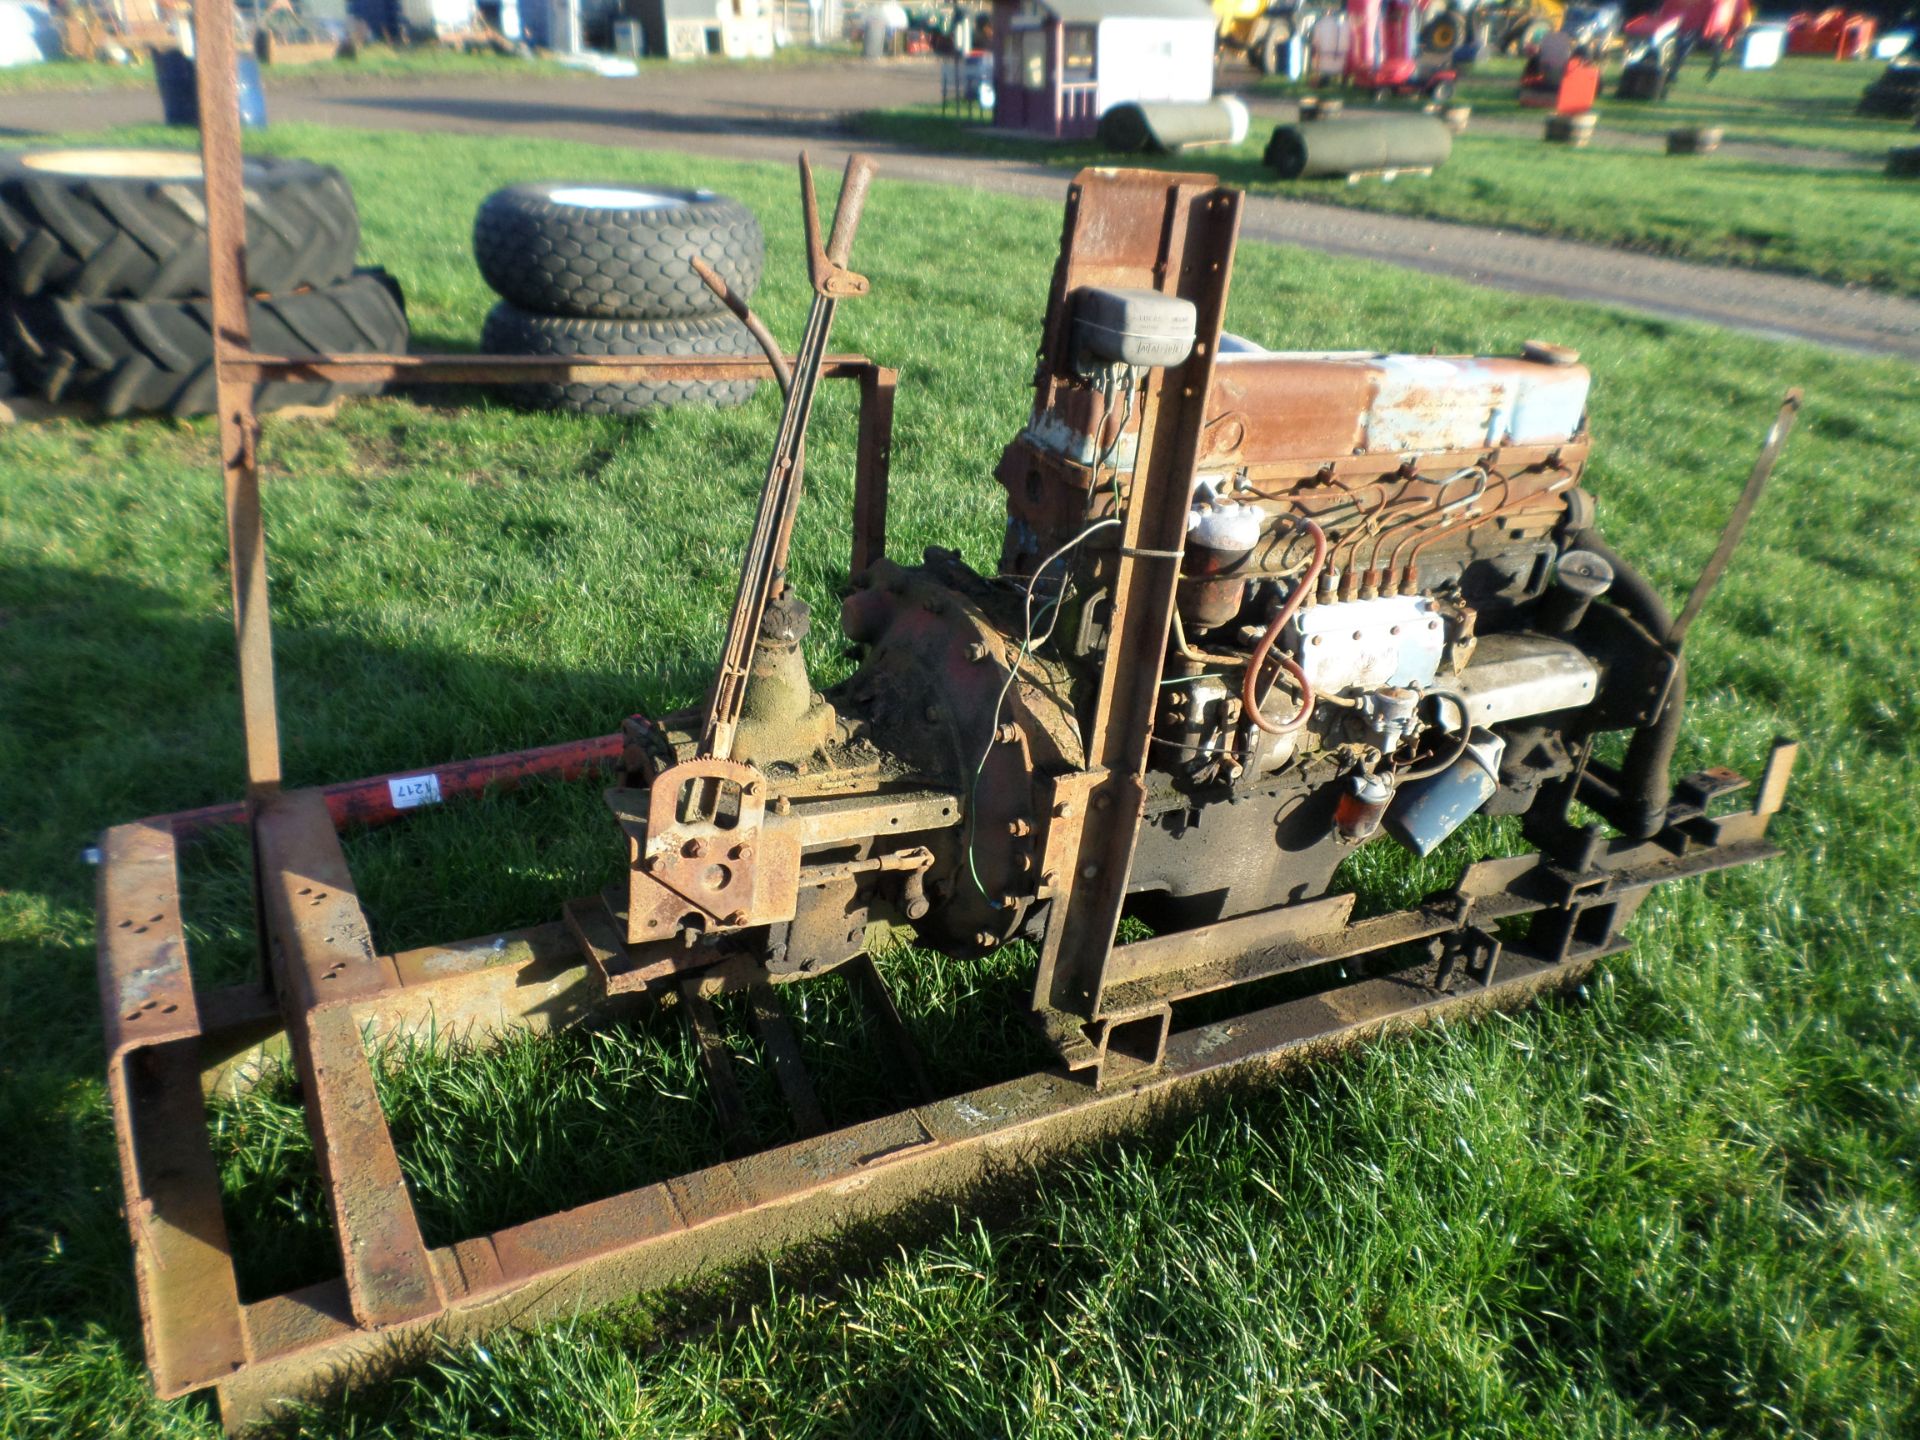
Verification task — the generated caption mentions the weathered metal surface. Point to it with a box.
[851,366,897,576]
[202,937,1598,1430]
[98,34,1799,1426]
[702,155,877,764]
[254,789,443,1328]
[145,733,624,839]
[1030,173,1241,1035]
[98,822,249,1397]
[217,353,875,385]
[195,0,280,797]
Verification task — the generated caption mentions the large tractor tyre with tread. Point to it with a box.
[0,148,360,301]
[3,267,408,417]
[479,302,762,415]
[473,182,764,321]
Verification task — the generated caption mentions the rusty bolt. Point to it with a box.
[966,641,991,663]
[1016,854,1034,872]
[1081,863,1100,880]
[641,855,659,873]
[1055,801,1076,819]
[770,795,792,815]
[742,781,760,797]
[1093,793,1111,811]
[731,843,754,861]
[724,910,747,926]
[1008,817,1033,837]
[996,722,1021,744]
[1166,690,1187,710]
[975,931,999,948]
[683,838,709,859]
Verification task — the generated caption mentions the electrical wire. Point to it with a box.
[963,372,1137,902]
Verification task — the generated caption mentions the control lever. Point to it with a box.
[700,151,877,766]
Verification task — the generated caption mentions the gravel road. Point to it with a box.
[6,58,1914,361]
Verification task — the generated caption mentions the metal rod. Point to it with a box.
[1668,388,1802,651]
[689,258,793,397]
[195,0,282,797]
[140,732,624,840]
[216,353,873,385]
[700,154,877,763]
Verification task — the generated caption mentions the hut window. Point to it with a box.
[1062,23,1096,79]
[1020,28,1047,86]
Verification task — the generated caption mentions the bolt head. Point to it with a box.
[770,795,792,815]
[974,931,999,948]
[683,838,708,859]
[724,910,747,926]
[967,641,991,662]
[1081,863,1100,880]
[1007,817,1033,837]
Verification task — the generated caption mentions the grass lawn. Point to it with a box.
[856,54,1920,297]
[0,38,865,95]
[3,122,1918,1437]
[1260,52,1920,158]
[0,45,582,95]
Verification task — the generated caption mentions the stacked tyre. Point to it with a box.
[472,183,767,416]
[0,147,408,419]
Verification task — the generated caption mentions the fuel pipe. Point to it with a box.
[1244,517,1327,733]
[1576,390,1801,840]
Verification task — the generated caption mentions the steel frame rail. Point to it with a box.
[99,748,1794,1428]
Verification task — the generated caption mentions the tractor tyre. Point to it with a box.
[2,267,408,417]
[0,148,360,301]
[478,302,763,415]
[1256,26,1284,74]
[1421,13,1461,52]
[473,182,765,321]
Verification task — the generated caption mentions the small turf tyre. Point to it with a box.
[0,148,360,302]
[3,267,409,418]
[472,182,765,321]
[478,302,762,415]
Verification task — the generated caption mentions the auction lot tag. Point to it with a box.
[388,773,444,810]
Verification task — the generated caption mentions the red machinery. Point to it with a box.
[1346,0,1457,98]
[1785,9,1876,58]
[1623,0,1752,46]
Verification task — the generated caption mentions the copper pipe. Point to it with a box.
[1244,518,1327,735]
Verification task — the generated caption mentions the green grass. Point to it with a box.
[0,44,589,95]
[3,122,1918,1437]
[856,53,1920,296]
[0,37,867,95]
[1426,51,1913,157]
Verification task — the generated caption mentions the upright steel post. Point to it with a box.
[194,0,283,798]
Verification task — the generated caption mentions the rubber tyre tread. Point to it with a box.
[473,183,764,320]
[479,301,762,414]
[3,268,409,417]
[0,150,360,301]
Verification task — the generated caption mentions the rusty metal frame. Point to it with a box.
[100,744,1796,1427]
[92,4,1797,1428]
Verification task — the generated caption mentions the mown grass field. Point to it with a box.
[857,55,1920,296]
[1271,51,1917,157]
[2,123,1918,1437]
[0,45,584,95]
